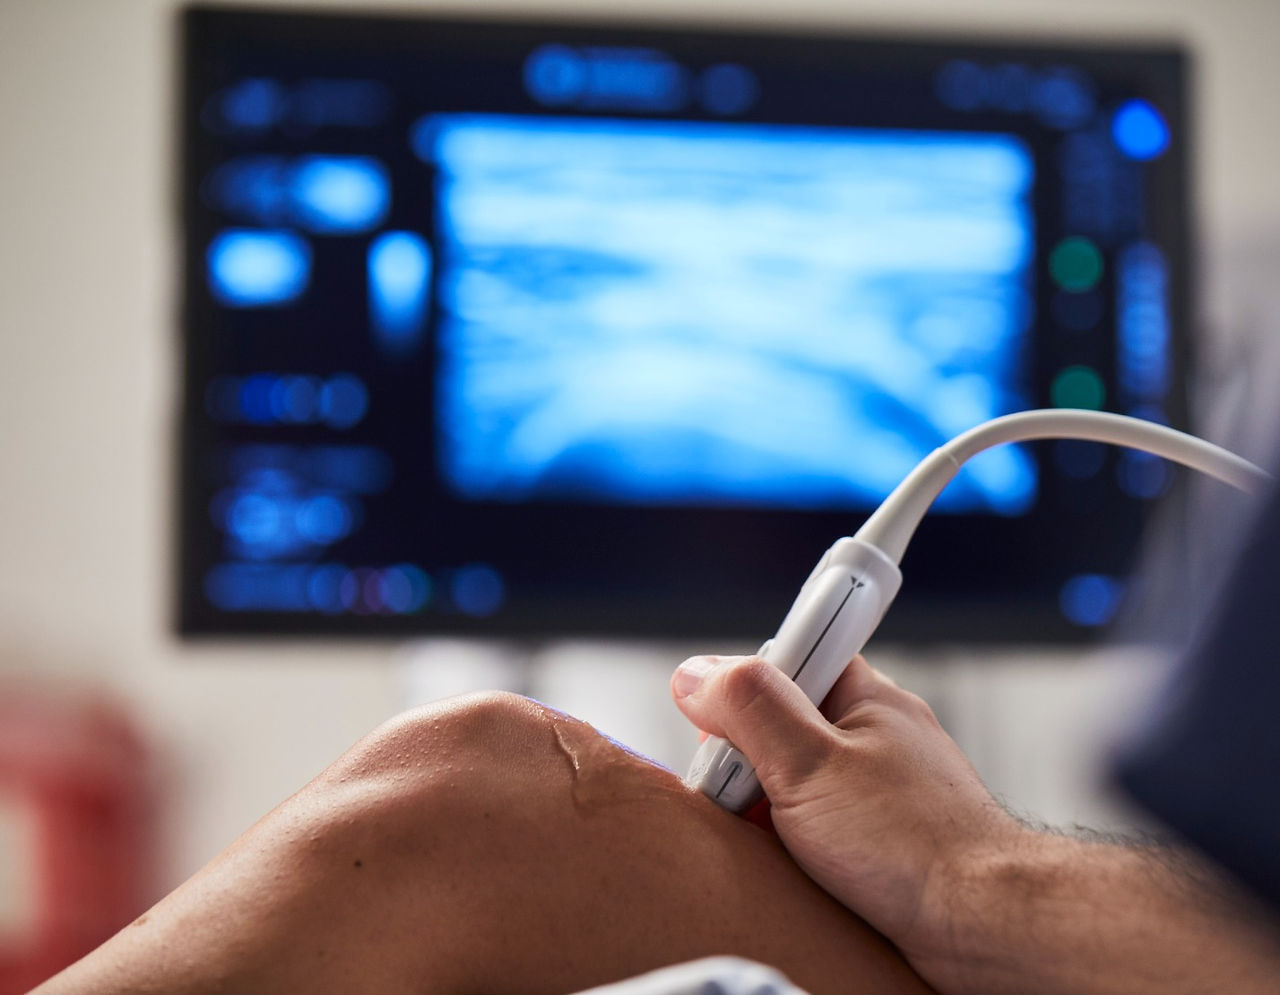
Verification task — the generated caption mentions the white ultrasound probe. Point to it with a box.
[685,409,1272,812]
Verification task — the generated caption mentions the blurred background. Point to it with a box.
[3,0,1280,988]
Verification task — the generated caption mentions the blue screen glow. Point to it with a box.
[1060,573,1123,627]
[369,231,432,353]
[937,62,1095,130]
[452,564,505,616]
[291,155,390,233]
[214,78,285,132]
[205,156,291,222]
[205,372,369,429]
[206,78,391,136]
[206,155,390,233]
[205,562,430,614]
[207,229,311,307]
[523,45,689,112]
[1112,99,1170,161]
[1117,242,1170,399]
[421,115,1036,513]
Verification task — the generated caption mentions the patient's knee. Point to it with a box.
[336,690,554,774]
[313,690,679,836]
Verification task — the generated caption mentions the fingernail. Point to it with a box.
[673,656,722,698]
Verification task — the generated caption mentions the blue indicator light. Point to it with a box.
[379,569,415,614]
[1030,68,1096,129]
[369,231,432,354]
[239,374,278,423]
[452,564,505,617]
[226,492,286,548]
[584,47,688,111]
[295,494,354,544]
[699,64,759,115]
[306,564,349,613]
[1060,573,1124,627]
[408,117,442,163]
[207,155,390,233]
[359,569,387,614]
[207,229,311,307]
[319,373,370,429]
[379,565,431,614]
[1117,243,1170,399]
[207,78,390,136]
[216,79,285,132]
[272,375,321,423]
[208,373,368,428]
[937,62,1097,130]
[214,451,370,558]
[205,564,311,612]
[1112,100,1170,161]
[290,156,390,234]
[205,156,291,223]
[400,565,432,612]
[522,45,688,112]
[524,45,588,106]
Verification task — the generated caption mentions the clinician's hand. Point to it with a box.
[673,654,1280,995]
[670,654,1027,971]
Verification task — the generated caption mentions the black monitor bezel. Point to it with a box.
[176,5,1194,643]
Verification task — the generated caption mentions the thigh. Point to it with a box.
[39,693,933,995]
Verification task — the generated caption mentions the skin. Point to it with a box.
[672,653,1280,995]
[35,691,933,995]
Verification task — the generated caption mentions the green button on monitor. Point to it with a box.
[1050,237,1104,292]
[1051,365,1106,410]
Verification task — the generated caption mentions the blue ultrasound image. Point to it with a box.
[422,115,1036,513]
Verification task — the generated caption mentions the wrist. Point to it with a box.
[902,828,1280,995]
[902,817,1051,993]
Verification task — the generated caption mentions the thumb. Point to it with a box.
[672,655,837,790]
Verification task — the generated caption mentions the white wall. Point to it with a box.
[2,0,1279,893]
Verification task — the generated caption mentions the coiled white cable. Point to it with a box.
[856,409,1272,564]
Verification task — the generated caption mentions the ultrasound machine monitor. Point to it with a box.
[178,7,1190,641]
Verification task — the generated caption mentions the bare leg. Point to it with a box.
[37,693,932,994]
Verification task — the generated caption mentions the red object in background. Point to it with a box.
[0,686,153,993]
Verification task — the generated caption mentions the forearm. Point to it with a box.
[915,829,1280,995]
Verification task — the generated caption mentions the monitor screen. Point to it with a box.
[178,7,1190,641]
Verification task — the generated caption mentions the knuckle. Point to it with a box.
[902,690,941,725]
[718,657,779,714]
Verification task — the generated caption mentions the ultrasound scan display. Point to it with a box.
[180,9,1189,640]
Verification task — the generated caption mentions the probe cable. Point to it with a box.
[688,408,1272,811]
[855,408,1273,564]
